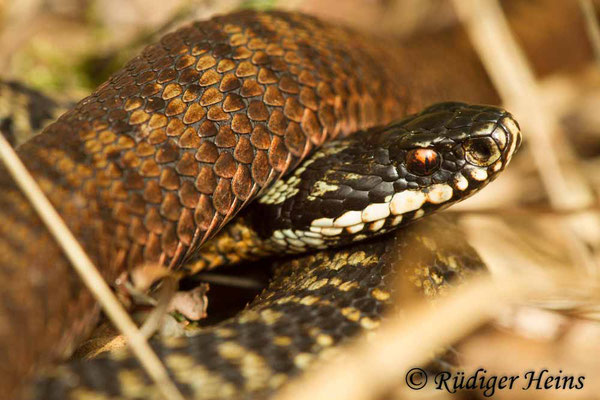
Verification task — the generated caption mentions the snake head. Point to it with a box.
[253,102,521,252]
[388,101,522,203]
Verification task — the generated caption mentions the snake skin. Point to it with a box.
[30,215,486,400]
[0,10,425,398]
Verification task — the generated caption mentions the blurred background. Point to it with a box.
[2,0,600,399]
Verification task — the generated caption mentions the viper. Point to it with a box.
[0,10,520,399]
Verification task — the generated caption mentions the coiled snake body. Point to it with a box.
[0,10,520,399]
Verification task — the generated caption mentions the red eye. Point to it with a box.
[406,149,440,176]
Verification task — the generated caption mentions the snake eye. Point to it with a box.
[464,137,501,167]
[406,148,440,176]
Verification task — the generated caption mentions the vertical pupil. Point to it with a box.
[408,149,439,175]
[424,154,434,166]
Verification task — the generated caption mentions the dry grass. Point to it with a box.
[579,0,600,67]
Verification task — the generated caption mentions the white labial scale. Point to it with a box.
[492,160,503,172]
[454,174,469,191]
[413,209,425,219]
[346,223,365,234]
[361,203,390,223]
[321,227,343,236]
[311,217,334,228]
[389,190,426,215]
[426,184,453,204]
[334,210,362,227]
[469,167,488,181]
[369,219,385,232]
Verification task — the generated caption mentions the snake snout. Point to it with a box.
[498,114,522,165]
[463,111,522,177]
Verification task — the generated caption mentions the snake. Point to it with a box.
[0,10,521,400]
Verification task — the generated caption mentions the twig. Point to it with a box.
[578,0,600,68]
[448,204,600,217]
[193,272,264,289]
[0,134,185,400]
[140,276,179,338]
